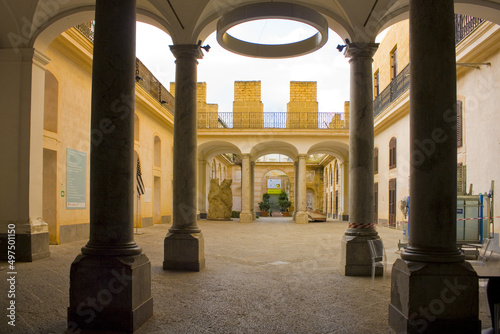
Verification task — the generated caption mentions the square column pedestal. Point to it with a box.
[163,232,205,271]
[389,259,480,333]
[295,212,309,224]
[68,254,153,332]
[340,235,382,276]
[239,211,254,223]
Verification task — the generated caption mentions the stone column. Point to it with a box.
[251,161,255,218]
[340,42,379,276]
[0,48,50,262]
[164,44,205,271]
[68,1,153,331]
[198,158,208,219]
[240,154,253,223]
[292,161,299,221]
[295,154,308,224]
[389,1,480,332]
[339,161,349,221]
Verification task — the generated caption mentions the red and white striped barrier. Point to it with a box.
[457,216,500,221]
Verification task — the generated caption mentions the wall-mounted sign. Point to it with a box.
[267,178,281,189]
[66,148,87,209]
[267,189,282,195]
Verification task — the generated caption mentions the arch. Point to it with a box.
[307,141,349,162]
[250,141,299,161]
[43,69,59,133]
[198,141,242,161]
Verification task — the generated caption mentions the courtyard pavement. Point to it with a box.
[0,218,493,333]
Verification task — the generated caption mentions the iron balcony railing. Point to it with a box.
[455,14,485,45]
[198,112,348,129]
[75,22,174,115]
[374,14,485,117]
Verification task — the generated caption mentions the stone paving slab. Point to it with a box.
[0,219,492,333]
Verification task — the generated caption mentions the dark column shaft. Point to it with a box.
[346,43,378,235]
[403,0,463,262]
[169,45,202,233]
[83,0,140,256]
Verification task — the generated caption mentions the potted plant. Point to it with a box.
[278,190,292,217]
[259,193,271,216]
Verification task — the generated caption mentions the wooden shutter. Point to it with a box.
[389,178,397,227]
[457,100,463,147]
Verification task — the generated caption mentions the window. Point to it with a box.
[457,100,463,147]
[335,162,339,184]
[390,47,398,80]
[374,70,380,97]
[374,147,379,174]
[154,136,161,167]
[389,137,397,169]
[389,178,397,228]
[374,182,378,225]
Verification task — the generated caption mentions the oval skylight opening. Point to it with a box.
[227,19,318,45]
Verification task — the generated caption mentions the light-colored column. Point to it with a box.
[389,1,479,332]
[339,161,349,221]
[250,161,255,218]
[68,1,153,331]
[239,154,253,223]
[292,161,298,221]
[164,43,205,271]
[295,154,308,224]
[340,42,379,276]
[197,158,208,219]
[0,48,50,261]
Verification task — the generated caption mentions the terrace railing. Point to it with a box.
[75,22,175,115]
[374,14,485,117]
[198,112,348,129]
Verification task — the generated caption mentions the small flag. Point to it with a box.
[136,157,145,196]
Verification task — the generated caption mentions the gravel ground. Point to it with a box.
[0,218,493,333]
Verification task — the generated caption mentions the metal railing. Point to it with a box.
[373,64,410,117]
[198,112,348,129]
[374,14,485,117]
[75,22,174,115]
[455,14,485,45]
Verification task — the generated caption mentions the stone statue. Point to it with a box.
[208,179,233,220]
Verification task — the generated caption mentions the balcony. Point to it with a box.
[198,112,348,129]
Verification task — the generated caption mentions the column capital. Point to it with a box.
[345,42,379,59]
[297,154,307,160]
[241,153,251,159]
[170,44,204,60]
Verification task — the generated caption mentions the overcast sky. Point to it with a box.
[136,20,357,114]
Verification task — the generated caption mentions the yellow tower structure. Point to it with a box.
[232,81,264,128]
[287,81,318,129]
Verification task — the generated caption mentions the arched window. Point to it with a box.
[389,137,397,169]
[374,147,379,174]
[44,70,58,133]
[154,135,161,167]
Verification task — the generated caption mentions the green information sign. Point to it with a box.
[267,189,282,194]
[66,148,87,209]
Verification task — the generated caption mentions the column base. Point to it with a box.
[163,232,205,271]
[68,253,153,332]
[295,211,309,224]
[239,211,254,223]
[389,258,480,334]
[340,235,381,276]
[0,231,50,261]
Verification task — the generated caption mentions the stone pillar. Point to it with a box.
[292,161,299,221]
[340,42,379,276]
[295,154,308,224]
[240,154,253,223]
[389,1,480,332]
[339,161,349,221]
[251,161,255,218]
[68,1,153,331]
[0,48,50,262]
[164,44,205,271]
[198,158,208,219]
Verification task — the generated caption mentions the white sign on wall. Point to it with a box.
[267,178,282,189]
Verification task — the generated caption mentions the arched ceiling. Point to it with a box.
[307,141,349,162]
[250,140,299,161]
[198,141,242,160]
[5,0,500,54]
